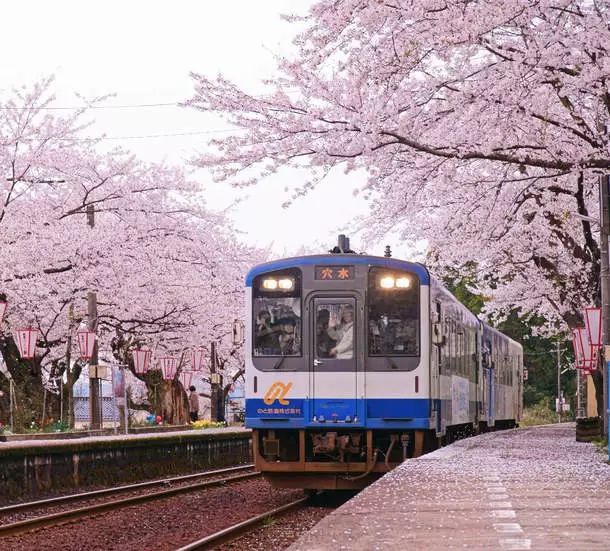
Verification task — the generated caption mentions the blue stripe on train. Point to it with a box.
[246,398,432,429]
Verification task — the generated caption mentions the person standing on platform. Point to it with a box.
[188,385,200,422]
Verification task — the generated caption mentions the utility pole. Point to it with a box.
[599,174,610,438]
[87,205,102,430]
[557,341,562,424]
[210,341,217,422]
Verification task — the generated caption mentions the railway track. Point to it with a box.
[176,496,311,550]
[0,464,258,537]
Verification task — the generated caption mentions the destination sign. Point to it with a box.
[314,266,354,281]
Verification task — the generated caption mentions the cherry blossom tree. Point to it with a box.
[186,1,610,410]
[0,80,265,428]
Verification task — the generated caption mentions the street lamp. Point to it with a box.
[13,326,38,432]
[598,173,610,458]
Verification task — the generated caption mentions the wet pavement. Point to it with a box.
[289,424,610,550]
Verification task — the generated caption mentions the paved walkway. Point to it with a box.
[290,424,610,550]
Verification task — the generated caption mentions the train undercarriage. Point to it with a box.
[253,428,438,490]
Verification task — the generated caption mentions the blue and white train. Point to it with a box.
[245,237,523,489]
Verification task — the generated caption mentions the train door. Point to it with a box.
[431,300,443,435]
[482,335,495,427]
[310,296,358,422]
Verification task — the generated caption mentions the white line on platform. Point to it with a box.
[493,523,523,534]
[491,509,517,518]
[489,501,513,509]
[499,538,531,549]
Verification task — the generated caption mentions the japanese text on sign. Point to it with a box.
[315,266,354,280]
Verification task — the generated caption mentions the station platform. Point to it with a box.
[290,424,610,550]
[0,425,249,450]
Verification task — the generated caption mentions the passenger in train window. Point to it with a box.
[391,320,417,353]
[328,304,354,359]
[254,309,280,354]
[316,308,337,358]
[369,319,383,354]
[278,317,298,355]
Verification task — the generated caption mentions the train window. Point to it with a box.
[367,267,420,356]
[252,268,302,357]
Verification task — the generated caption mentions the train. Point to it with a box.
[244,236,523,490]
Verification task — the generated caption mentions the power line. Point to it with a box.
[12,128,244,142]
[0,102,181,111]
[0,89,302,111]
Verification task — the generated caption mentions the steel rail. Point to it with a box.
[0,463,254,515]
[176,496,310,550]
[0,470,260,537]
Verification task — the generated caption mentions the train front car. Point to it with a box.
[245,253,433,490]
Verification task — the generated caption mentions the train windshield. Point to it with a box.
[252,269,302,357]
[368,267,420,356]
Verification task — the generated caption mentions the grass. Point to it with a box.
[520,400,559,427]
[591,436,608,454]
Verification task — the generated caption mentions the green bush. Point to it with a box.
[43,420,69,433]
[521,399,557,427]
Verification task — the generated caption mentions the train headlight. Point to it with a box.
[396,277,411,288]
[262,278,278,290]
[261,277,294,291]
[278,278,294,290]
[379,276,395,289]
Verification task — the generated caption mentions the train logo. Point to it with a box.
[264,382,293,405]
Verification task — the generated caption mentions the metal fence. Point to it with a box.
[74,396,119,422]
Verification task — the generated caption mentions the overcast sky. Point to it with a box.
[0,0,390,257]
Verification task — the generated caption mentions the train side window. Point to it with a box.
[367,267,420,357]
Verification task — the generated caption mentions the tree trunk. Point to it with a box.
[155,380,189,425]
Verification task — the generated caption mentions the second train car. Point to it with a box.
[245,237,523,490]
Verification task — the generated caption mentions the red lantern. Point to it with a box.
[133,349,152,375]
[584,307,602,348]
[15,327,38,359]
[192,348,205,371]
[160,357,178,380]
[574,326,596,371]
[77,329,96,360]
[0,301,6,324]
[179,371,193,389]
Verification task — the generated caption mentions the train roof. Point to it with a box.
[481,321,523,350]
[245,254,430,286]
